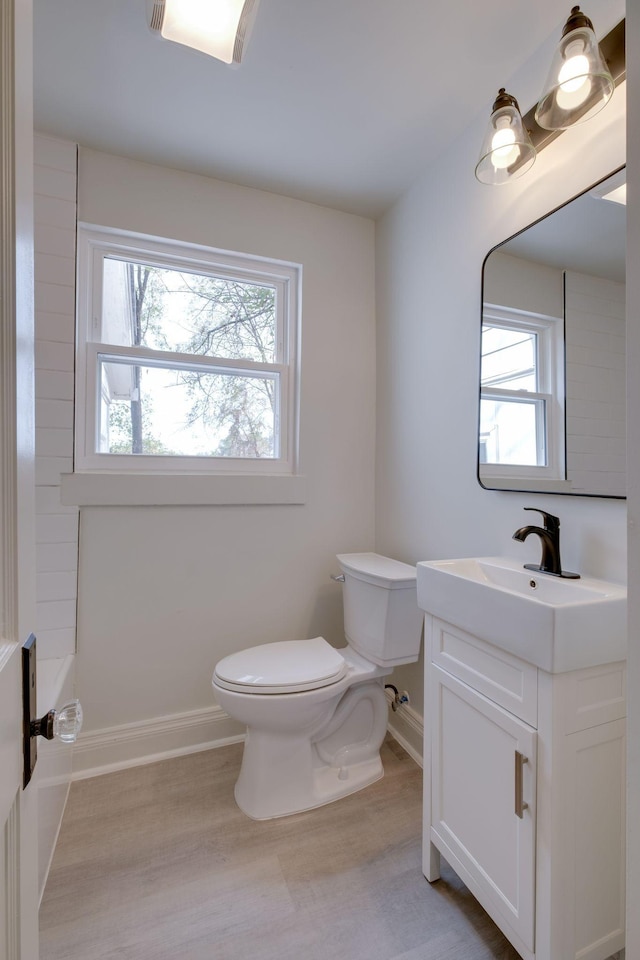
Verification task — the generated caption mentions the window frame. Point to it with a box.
[479,304,565,482]
[75,223,301,478]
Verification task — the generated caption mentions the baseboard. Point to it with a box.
[387,703,424,768]
[71,700,424,782]
[72,705,245,780]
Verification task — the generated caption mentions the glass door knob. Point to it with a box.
[30,698,83,743]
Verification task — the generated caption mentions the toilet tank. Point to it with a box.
[336,553,422,666]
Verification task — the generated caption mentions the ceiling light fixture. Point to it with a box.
[147,0,261,65]
[535,6,614,130]
[475,89,536,186]
[476,10,624,186]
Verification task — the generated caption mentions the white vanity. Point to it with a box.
[417,557,627,960]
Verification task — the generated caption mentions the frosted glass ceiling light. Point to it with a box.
[475,89,536,186]
[535,6,613,130]
[147,0,261,64]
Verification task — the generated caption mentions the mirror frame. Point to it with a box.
[477,165,626,500]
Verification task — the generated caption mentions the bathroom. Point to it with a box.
[2,0,639,957]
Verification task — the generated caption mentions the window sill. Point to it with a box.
[478,474,573,492]
[60,472,307,507]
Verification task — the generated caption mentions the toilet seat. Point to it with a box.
[213,636,347,695]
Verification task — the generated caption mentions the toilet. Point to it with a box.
[212,552,422,820]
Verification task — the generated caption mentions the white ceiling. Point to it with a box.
[34,0,583,217]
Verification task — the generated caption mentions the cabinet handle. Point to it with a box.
[515,750,529,819]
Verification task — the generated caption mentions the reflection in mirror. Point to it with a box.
[478,167,626,498]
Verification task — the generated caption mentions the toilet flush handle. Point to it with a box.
[330,573,345,582]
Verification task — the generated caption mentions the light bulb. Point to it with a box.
[556,39,591,109]
[476,89,535,185]
[491,118,519,170]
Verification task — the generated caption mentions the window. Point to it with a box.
[479,305,564,481]
[75,225,300,477]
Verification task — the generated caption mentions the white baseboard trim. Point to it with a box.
[71,701,424,782]
[387,703,424,768]
[72,705,245,781]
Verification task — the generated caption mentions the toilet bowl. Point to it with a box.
[212,553,422,820]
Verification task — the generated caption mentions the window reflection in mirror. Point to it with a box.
[480,306,564,477]
[478,167,626,498]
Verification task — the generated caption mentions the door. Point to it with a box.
[430,665,537,957]
[0,645,21,959]
[0,645,38,960]
[0,0,39,956]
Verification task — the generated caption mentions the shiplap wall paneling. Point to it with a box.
[34,134,79,658]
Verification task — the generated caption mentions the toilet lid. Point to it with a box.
[213,637,347,694]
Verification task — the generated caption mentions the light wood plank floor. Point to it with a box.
[40,738,524,960]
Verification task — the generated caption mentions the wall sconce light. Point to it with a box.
[476,9,625,185]
[536,6,614,130]
[475,89,536,186]
[147,0,261,65]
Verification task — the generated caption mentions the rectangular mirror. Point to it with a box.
[478,167,626,498]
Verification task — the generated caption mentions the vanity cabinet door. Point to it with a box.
[430,664,537,957]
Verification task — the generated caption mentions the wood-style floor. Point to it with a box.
[39,738,524,960]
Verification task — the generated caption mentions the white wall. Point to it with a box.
[34,133,79,659]
[71,149,376,746]
[375,0,626,720]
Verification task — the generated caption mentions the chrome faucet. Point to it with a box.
[512,508,580,579]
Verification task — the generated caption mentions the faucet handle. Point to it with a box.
[523,507,560,532]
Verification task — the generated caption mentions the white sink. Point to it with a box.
[416,556,626,673]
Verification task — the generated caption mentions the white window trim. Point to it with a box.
[60,471,307,506]
[68,224,304,506]
[479,304,565,482]
[480,389,550,470]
